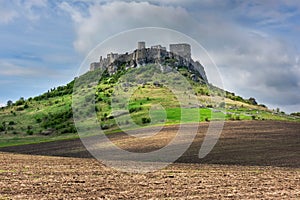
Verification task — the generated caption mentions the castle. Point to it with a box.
[90,42,207,83]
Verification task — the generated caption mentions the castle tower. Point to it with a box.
[137,41,146,49]
[169,43,191,61]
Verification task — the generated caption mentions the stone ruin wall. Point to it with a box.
[89,42,207,83]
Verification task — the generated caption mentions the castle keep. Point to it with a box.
[90,42,208,83]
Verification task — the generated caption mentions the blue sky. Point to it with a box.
[0,0,299,113]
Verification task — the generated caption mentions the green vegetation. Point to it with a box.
[0,64,299,147]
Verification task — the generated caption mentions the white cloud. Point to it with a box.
[60,1,192,54]
[0,0,48,23]
[0,60,62,78]
[60,1,300,112]
[22,0,48,21]
[59,2,83,22]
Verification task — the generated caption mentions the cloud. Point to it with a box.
[59,1,300,113]
[0,0,48,23]
[60,1,192,54]
[235,1,300,25]
[0,60,63,78]
[209,29,300,108]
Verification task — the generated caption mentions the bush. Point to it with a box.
[16,106,24,111]
[142,117,151,124]
[60,126,77,134]
[291,112,300,117]
[15,98,25,106]
[8,121,15,125]
[248,97,258,105]
[0,125,5,132]
[101,124,110,130]
[27,130,33,135]
[129,107,142,113]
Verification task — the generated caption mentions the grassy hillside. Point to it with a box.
[0,64,299,147]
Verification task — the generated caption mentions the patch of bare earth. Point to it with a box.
[1,121,299,167]
[0,152,299,199]
[0,121,299,199]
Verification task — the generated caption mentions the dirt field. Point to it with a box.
[0,120,299,199]
[0,152,299,199]
[1,121,299,167]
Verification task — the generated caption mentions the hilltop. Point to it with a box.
[0,42,299,147]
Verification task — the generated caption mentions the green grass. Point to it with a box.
[0,133,79,148]
[0,65,299,148]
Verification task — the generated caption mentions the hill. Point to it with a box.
[0,43,299,147]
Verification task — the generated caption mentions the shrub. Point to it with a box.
[0,125,5,132]
[27,130,33,135]
[16,107,24,111]
[129,107,142,113]
[248,97,258,105]
[8,121,15,125]
[101,124,110,130]
[60,126,77,134]
[15,98,25,106]
[142,117,151,124]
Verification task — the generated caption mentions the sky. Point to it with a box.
[0,0,299,113]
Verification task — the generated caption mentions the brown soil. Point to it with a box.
[1,121,299,168]
[0,121,299,199]
[0,152,299,199]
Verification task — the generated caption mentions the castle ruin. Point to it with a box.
[90,42,208,83]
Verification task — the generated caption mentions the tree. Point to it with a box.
[248,97,257,105]
[7,100,13,107]
[15,97,25,106]
[291,112,300,117]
